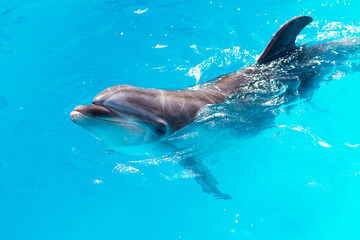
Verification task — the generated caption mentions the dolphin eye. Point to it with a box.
[156,125,167,135]
[155,122,167,135]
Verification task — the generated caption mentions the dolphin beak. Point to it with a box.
[70,110,84,123]
[70,104,114,123]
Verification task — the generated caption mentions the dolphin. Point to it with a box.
[71,16,359,199]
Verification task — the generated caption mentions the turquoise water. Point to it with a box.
[1,0,360,239]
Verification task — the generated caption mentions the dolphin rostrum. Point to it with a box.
[71,16,359,199]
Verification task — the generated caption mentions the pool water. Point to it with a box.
[1,0,360,239]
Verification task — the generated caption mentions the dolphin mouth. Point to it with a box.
[72,104,113,118]
[70,104,125,124]
[70,103,168,136]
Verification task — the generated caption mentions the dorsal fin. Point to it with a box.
[256,16,313,64]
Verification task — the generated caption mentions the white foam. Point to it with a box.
[134,8,148,14]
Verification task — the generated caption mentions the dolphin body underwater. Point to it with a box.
[71,16,359,199]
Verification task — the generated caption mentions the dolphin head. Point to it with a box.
[70,85,169,147]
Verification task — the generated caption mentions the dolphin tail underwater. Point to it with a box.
[71,16,360,200]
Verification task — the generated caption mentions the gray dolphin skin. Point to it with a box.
[71,16,359,199]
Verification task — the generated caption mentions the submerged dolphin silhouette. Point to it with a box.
[71,16,359,199]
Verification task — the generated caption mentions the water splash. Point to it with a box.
[309,21,360,41]
[134,8,148,14]
[113,163,140,173]
[288,125,332,148]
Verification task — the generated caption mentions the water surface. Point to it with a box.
[1,0,360,239]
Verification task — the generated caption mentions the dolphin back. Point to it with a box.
[256,16,313,64]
